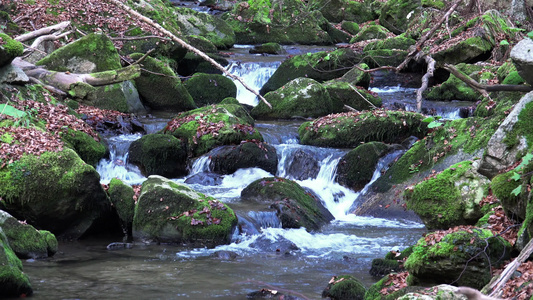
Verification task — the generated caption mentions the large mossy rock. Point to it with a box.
[252,78,343,120]
[0,210,58,259]
[128,133,188,178]
[173,7,235,49]
[89,80,146,114]
[222,0,331,45]
[298,110,428,148]
[511,38,533,87]
[323,81,382,111]
[129,53,196,112]
[336,142,391,192]
[241,177,334,231]
[425,63,489,101]
[379,0,420,35]
[132,176,237,246]
[350,24,391,43]
[491,169,525,221]
[177,52,229,76]
[0,149,111,239]
[432,36,493,65]
[336,63,371,89]
[183,73,237,107]
[107,178,136,238]
[478,91,533,179]
[322,275,367,300]
[363,34,416,52]
[404,161,489,230]
[404,228,511,289]
[310,0,377,23]
[36,33,121,72]
[0,227,33,298]
[260,48,363,94]
[208,141,278,175]
[163,104,262,157]
[0,33,23,68]
[61,129,107,167]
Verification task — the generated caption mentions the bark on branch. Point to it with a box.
[482,237,533,297]
[12,58,141,95]
[416,55,436,112]
[104,0,272,108]
[396,0,462,72]
[15,21,71,43]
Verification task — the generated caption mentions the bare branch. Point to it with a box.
[416,55,435,113]
[15,21,71,43]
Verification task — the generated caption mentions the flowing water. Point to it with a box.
[18,45,479,299]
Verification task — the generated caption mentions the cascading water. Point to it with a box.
[96,134,146,185]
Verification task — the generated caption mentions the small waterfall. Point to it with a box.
[96,134,145,185]
[226,61,281,106]
[248,211,282,229]
[190,156,211,174]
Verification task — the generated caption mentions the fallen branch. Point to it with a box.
[104,0,272,109]
[15,21,71,43]
[396,0,462,72]
[416,54,436,113]
[482,237,533,297]
[12,57,141,95]
[22,31,72,56]
[442,63,533,96]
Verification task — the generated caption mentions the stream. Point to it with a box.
[20,45,474,299]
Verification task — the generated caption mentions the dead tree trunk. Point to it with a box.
[12,58,141,96]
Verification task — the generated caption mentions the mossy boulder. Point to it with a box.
[36,33,121,73]
[404,228,511,289]
[432,35,492,66]
[350,24,391,43]
[128,133,188,178]
[322,275,367,300]
[337,63,371,89]
[379,0,420,35]
[336,142,391,192]
[478,92,533,178]
[61,128,107,167]
[425,63,488,101]
[249,42,284,55]
[310,0,376,23]
[89,80,146,114]
[298,110,428,148]
[107,178,136,239]
[0,210,57,259]
[0,33,23,67]
[0,227,33,298]
[183,73,237,107]
[208,141,278,175]
[187,35,218,54]
[132,176,237,246]
[323,81,382,111]
[162,104,262,157]
[364,274,413,300]
[362,49,409,69]
[173,7,235,49]
[369,246,414,278]
[260,48,363,94]
[491,170,524,220]
[363,35,416,51]
[341,21,360,35]
[404,161,489,230]
[0,149,111,239]
[222,0,331,45]
[511,38,533,87]
[177,52,229,76]
[129,53,196,112]
[241,177,334,231]
[252,78,343,120]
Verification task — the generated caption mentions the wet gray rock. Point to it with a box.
[511,38,533,87]
[286,150,319,180]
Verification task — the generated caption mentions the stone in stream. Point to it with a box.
[0,227,33,298]
[210,250,238,260]
[184,172,224,186]
[286,149,320,180]
[321,275,366,300]
[133,176,237,247]
[241,177,333,231]
[208,141,278,175]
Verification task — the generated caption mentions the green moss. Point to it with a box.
[61,129,106,167]
[404,228,511,289]
[341,21,360,35]
[37,33,121,72]
[324,81,381,111]
[502,102,533,149]
[337,142,389,191]
[163,104,262,157]
[0,33,24,57]
[2,217,57,259]
[298,110,427,148]
[421,0,445,9]
[183,73,237,107]
[501,71,525,85]
[404,161,475,229]
[0,237,33,297]
[379,0,420,34]
[322,274,366,300]
[350,25,390,43]
[363,35,416,51]
[108,178,135,226]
